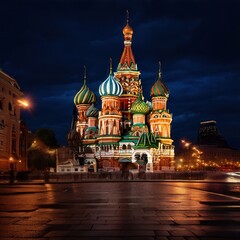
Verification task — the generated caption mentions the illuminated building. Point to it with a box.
[197,121,240,169]
[59,15,174,173]
[0,69,27,171]
[176,121,240,170]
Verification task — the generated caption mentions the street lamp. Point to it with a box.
[181,139,191,170]
[17,99,31,108]
[9,157,15,184]
[181,140,204,170]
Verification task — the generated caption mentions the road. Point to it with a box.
[0,181,239,239]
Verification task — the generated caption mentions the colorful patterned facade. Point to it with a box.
[61,16,175,173]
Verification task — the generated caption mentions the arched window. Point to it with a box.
[122,144,126,150]
[135,153,140,161]
[141,153,148,163]
[8,102,12,111]
[127,144,131,150]
[106,120,108,135]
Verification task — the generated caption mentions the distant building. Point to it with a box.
[197,120,240,168]
[58,15,175,173]
[176,120,240,170]
[0,69,25,171]
[197,120,229,148]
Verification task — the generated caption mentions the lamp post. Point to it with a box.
[18,97,31,172]
[158,142,162,171]
[9,157,15,184]
[181,140,191,170]
[181,140,204,171]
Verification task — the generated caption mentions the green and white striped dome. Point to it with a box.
[74,81,97,105]
[74,73,97,105]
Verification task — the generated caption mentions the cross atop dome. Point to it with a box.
[122,10,133,42]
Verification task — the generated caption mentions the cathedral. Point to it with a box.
[58,16,174,173]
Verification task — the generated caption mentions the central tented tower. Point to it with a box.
[114,12,142,120]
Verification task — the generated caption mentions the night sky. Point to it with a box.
[1,0,240,149]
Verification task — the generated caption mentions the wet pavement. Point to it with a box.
[0,181,239,239]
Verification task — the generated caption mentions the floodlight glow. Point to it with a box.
[17,99,29,107]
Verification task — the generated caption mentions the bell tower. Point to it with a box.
[114,11,142,120]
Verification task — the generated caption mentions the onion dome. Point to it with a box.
[150,62,169,98]
[122,10,133,42]
[86,104,99,118]
[131,94,150,115]
[99,59,123,97]
[74,66,97,105]
[123,23,133,36]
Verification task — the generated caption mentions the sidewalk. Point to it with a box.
[0,181,239,239]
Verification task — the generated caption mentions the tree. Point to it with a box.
[27,128,58,171]
[35,128,58,148]
[28,148,55,171]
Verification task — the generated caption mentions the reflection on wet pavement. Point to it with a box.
[0,182,239,239]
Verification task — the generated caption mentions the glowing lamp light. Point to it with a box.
[17,99,30,108]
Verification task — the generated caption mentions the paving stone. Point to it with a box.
[174,220,200,225]
[91,224,175,231]
[155,237,169,240]
[169,230,196,237]
[1,230,46,238]
[16,219,50,225]
[168,237,186,240]
[0,217,20,224]
[44,230,155,237]
[0,224,46,231]
[155,230,171,236]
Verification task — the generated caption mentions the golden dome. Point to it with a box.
[123,22,133,36]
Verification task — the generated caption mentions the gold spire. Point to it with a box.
[83,65,86,84]
[109,58,112,75]
[126,10,129,23]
